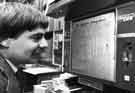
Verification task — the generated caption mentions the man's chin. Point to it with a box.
[39,58,52,62]
[29,58,40,64]
[32,55,50,59]
[30,57,49,63]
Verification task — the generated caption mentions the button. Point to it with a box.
[124,75,130,81]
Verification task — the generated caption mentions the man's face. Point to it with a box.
[7,27,52,65]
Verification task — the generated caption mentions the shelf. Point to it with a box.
[54,29,63,32]
[64,39,70,42]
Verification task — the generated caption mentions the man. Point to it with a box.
[0,2,53,93]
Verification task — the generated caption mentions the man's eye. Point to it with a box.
[30,34,43,41]
[44,32,53,40]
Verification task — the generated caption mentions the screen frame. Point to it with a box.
[69,9,117,84]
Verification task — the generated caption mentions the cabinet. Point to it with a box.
[51,18,72,72]
[52,17,65,71]
[64,21,71,72]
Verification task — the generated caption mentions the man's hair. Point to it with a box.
[0,2,48,39]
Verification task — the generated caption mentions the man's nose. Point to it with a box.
[38,38,48,48]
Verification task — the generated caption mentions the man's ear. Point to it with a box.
[0,38,15,48]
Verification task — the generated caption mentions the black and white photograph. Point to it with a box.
[0,0,135,93]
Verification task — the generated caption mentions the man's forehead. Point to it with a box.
[32,27,49,33]
[27,28,49,34]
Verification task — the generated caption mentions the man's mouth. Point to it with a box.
[31,48,51,61]
[31,53,49,58]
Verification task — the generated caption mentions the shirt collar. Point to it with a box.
[5,59,18,73]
